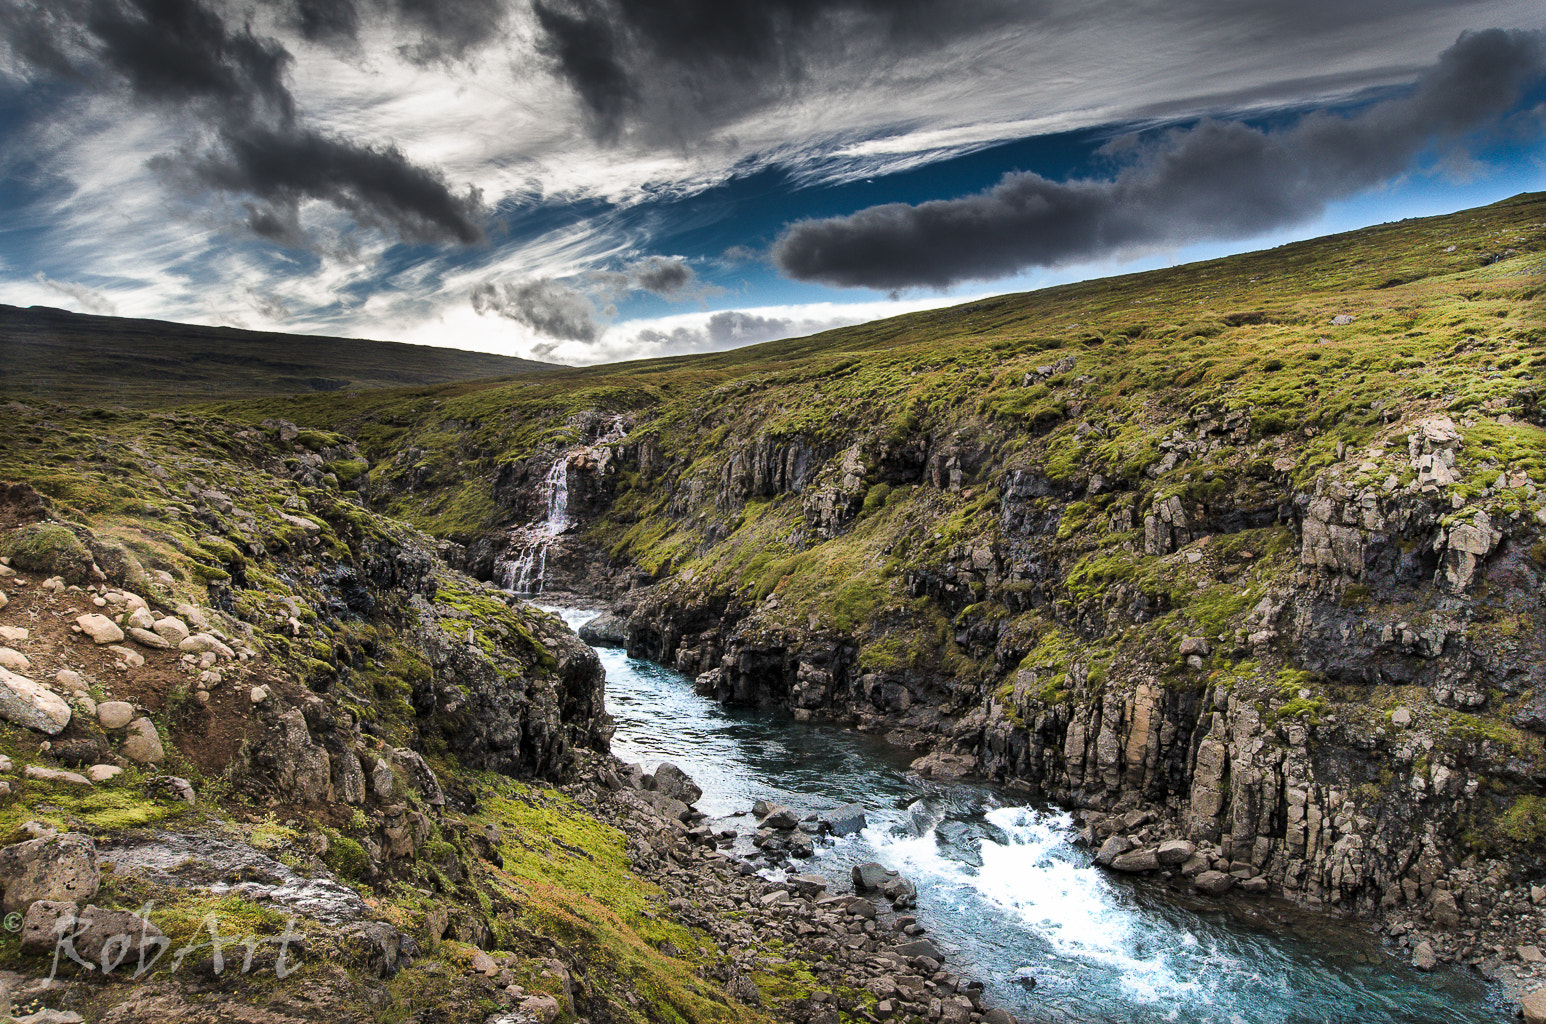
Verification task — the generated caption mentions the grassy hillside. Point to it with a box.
[0,304,552,407]
[207,192,1544,545]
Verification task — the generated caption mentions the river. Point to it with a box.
[549,607,1507,1024]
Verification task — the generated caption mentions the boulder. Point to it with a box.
[1110,848,1160,873]
[0,668,72,735]
[0,648,30,672]
[787,874,829,899]
[152,617,191,644]
[393,748,446,807]
[75,614,124,645]
[178,633,234,658]
[1155,839,1197,866]
[853,862,898,891]
[120,717,165,765]
[577,611,627,648]
[760,807,801,830]
[652,762,702,806]
[127,628,172,650]
[1524,989,1546,1024]
[20,899,77,954]
[1411,941,1437,972]
[86,765,123,784]
[895,938,944,961]
[909,750,977,778]
[96,701,136,730]
[727,972,761,1006]
[24,766,91,786]
[124,607,156,631]
[1094,834,1135,866]
[0,832,100,913]
[71,904,167,969]
[822,802,868,836]
[1193,870,1235,897]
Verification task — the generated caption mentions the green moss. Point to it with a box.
[1495,795,1546,845]
[0,522,92,579]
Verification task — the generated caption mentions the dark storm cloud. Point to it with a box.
[167,125,485,245]
[0,0,486,247]
[774,28,1546,290]
[283,0,507,59]
[531,0,1022,137]
[629,255,695,297]
[472,278,604,341]
[88,0,294,120]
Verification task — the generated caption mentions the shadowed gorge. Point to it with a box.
[0,193,1542,1022]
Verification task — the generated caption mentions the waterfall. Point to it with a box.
[545,458,569,535]
[498,421,625,597]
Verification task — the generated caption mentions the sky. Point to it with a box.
[0,2,1543,366]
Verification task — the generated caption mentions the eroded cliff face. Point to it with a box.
[508,393,1546,962]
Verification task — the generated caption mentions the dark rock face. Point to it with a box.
[578,610,627,647]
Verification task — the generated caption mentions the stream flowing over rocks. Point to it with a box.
[553,607,1508,1024]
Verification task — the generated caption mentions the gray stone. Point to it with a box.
[179,632,234,658]
[106,645,144,668]
[0,833,99,913]
[369,756,395,799]
[120,717,165,765]
[71,904,167,969]
[127,627,172,650]
[787,873,829,898]
[75,613,124,644]
[23,766,90,786]
[760,807,801,830]
[1525,989,1546,1024]
[1193,870,1235,896]
[652,762,702,806]
[124,607,156,631]
[0,648,30,672]
[822,802,867,836]
[1155,839,1197,866]
[1094,834,1135,866]
[96,701,135,730]
[577,611,627,648]
[85,765,122,783]
[848,898,877,920]
[1110,848,1160,873]
[895,938,944,961]
[853,862,897,891]
[393,748,446,807]
[727,971,761,1006]
[908,750,976,778]
[153,617,191,644]
[1391,707,1413,728]
[0,668,72,735]
[20,900,77,954]
[334,750,367,805]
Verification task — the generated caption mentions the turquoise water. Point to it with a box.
[553,608,1507,1024]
